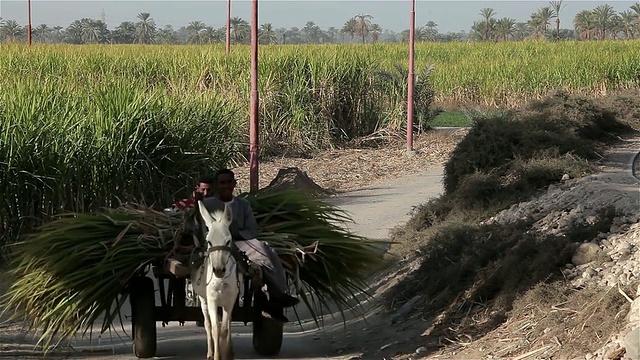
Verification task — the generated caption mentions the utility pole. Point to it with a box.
[226,0,231,54]
[249,0,259,191]
[407,0,415,151]
[27,0,32,45]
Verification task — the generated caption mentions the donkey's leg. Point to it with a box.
[199,297,215,360]
[209,300,222,360]
[220,304,234,360]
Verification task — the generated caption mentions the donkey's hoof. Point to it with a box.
[207,357,214,360]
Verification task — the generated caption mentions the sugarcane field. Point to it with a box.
[1,29,640,360]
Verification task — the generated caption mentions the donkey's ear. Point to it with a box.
[222,203,233,225]
[197,201,214,227]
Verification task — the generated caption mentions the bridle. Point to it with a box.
[206,244,233,254]
[196,240,237,285]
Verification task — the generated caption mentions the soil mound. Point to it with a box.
[260,167,333,197]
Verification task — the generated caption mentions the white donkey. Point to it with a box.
[191,201,242,360]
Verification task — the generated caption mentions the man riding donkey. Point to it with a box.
[170,169,299,322]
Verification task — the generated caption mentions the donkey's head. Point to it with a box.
[197,200,234,278]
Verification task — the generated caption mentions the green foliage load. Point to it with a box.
[0,189,385,351]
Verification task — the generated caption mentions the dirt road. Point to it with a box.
[0,165,445,360]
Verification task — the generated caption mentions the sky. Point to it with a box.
[0,0,637,34]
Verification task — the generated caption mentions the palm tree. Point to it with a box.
[82,22,101,43]
[325,27,339,43]
[186,21,206,44]
[620,10,637,39]
[65,20,84,43]
[630,2,640,37]
[354,14,373,43]
[156,25,177,44]
[415,27,429,42]
[229,17,249,44]
[34,24,48,43]
[284,27,302,44]
[423,21,438,41]
[536,6,555,33]
[51,26,63,43]
[495,17,516,41]
[609,14,624,39]
[341,18,357,42]
[113,21,136,43]
[528,13,544,38]
[479,8,496,41]
[549,0,566,39]
[302,21,322,43]
[64,18,108,44]
[469,20,485,41]
[259,23,278,44]
[513,22,531,40]
[574,10,595,40]
[592,4,617,40]
[135,12,156,44]
[446,32,463,42]
[201,26,220,44]
[369,23,382,43]
[0,20,23,42]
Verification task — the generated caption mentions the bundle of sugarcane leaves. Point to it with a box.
[246,190,387,322]
[0,189,385,351]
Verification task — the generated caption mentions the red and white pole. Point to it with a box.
[249,0,259,192]
[225,0,231,54]
[27,0,32,46]
[407,0,415,151]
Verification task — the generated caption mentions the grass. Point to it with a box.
[429,111,472,127]
[0,40,638,250]
[0,43,441,252]
[2,40,638,259]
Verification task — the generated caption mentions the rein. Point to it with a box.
[206,245,233,254]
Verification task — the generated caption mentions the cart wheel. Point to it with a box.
[252,313,283,356]
[130,276,156,358]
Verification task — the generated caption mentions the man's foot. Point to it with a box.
[269,292,300,308]
[261,307,289,323]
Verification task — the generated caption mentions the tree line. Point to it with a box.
[1,1,639,44]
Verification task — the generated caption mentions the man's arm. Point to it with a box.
[238,198,259,240]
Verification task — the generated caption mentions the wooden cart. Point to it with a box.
[127,259,284,358]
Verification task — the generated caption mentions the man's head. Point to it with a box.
[214,168,237,202]
[194,174,216,198]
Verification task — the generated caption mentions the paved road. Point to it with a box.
[1,166,444,360]
[326,169,444,240]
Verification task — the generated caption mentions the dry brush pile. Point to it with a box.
[384,90,640,359]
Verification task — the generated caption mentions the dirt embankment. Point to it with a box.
[358,92,640,360]
[365,134,640,360]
